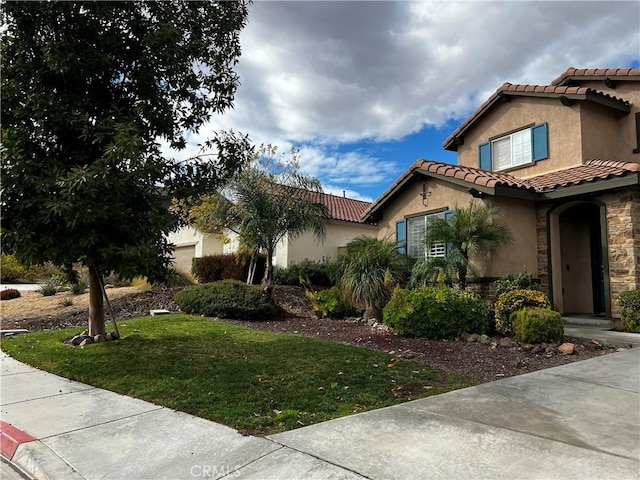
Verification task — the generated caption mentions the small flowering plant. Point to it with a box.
[495,289,551,335]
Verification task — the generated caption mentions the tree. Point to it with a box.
[1,1,252,337]
[340,236,412,322]
[422,202,513,290]
[186,146,329,298]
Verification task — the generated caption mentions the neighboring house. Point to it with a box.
[168,226,225,273]
[363,67,640,318]
[168,191,376,272]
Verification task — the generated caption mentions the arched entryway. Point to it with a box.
[548,201,610,316]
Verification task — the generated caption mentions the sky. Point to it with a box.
[189,0,640,202]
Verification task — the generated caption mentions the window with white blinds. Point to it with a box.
[491,127,532,171]
[406,212,446,259]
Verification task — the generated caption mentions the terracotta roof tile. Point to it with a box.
[551,67,640,86]
[528,159,640,190]
[318,192,371,223]
[363,159,640,221]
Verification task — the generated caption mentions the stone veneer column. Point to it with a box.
[535,204,551,298]
[603,187,640,317]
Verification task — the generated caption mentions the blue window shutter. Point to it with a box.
[532,122,548,161]
[443,210,455,256]
[478,142,492,170]
[395,220,406,255]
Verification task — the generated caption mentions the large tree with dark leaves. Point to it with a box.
[1,1,252,336]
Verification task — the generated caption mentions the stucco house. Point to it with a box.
[363,67,640,319]
[168,191,376,272]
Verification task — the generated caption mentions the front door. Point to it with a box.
[557,202,606,315]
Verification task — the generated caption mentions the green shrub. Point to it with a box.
[495,289,551,335]
[494,272,540,297]
[274,259,338,287]
[0,254,26,282]
[0,288,21,300]
[383,286,488,339]
[71,280,88,295]
[305,286,359,318]
[618,290,640,333]
[39,279,61,296]
[511,307,564,344]
[174,280,278,320]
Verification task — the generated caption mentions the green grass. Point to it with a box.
[1,315,472,434]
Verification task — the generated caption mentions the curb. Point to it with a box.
[1,421,36,460]
[1,421,84,480]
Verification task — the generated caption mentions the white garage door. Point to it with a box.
[173,245,196,273]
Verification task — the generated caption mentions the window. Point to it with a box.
[479,122,548,171]
[406,212,446,259]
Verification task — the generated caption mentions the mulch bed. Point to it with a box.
[4,285,632,384]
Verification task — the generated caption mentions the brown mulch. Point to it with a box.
[1,285,633,384]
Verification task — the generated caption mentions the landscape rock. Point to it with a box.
[94,334,105,343]
[71,334,89,346]
[479,334,491,345]
[466,333,480,343]
[498,337,518,348]
[531,345,542,354]
[557,343,575,355]
[79,338,93,347]
[105,332,112,341]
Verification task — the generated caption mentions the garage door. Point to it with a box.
[173,245,196,273]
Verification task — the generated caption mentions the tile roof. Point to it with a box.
[443,82,629,150]
[362,159,640,220]
[551,67,640,86]
[317,191,372,223]
[527,159,640,191]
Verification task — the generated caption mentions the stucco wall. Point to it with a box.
[375,177,537,279]
[580,102,621,161]
[274,220,378,267]
[167,226,224,257]
[575,81,639,162]
[456,96,583,175]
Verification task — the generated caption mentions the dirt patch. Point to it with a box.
[1,284,632,384]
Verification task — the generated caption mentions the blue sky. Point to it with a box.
[179,1,640,202]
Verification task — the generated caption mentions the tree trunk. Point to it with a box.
[262,248,274,299]
[88,261,105,337]
[246,252,256,285]
[458,266,468,290]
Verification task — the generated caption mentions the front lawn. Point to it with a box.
[2,314,471,434]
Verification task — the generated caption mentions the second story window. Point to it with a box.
[492,128,532,170]
[479,122,548,171]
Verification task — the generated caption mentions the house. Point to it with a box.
[168,191,376,272]
[363,67,640,318]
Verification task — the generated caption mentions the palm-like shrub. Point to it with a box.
[339,236,412,322]
[423,202,512,289]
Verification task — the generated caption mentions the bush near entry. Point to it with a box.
[495,289,551,335]
[618,290,640,333]
[383,286,487,339]
[174,280,278,320]
[511,307,564,344]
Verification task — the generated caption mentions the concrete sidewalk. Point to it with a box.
[1,349,639,480]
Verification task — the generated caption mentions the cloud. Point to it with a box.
[176,0,639,198]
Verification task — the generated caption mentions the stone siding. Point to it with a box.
[601,187,640,317]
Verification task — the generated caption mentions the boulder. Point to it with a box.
[94,334,105,343]
[557,342,575,355]
[479,334,491,345]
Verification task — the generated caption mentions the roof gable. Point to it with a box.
[443,81,630,151]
